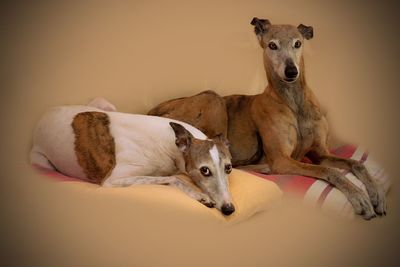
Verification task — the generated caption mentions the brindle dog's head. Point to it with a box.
[170,122,235,216]
[251,17,313,83]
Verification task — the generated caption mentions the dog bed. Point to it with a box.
[33,145,389,221]
[33,166,283,224]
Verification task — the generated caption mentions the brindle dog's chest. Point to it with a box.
[290,103,323,160]
[291,116,316,159]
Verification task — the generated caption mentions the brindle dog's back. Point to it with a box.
[149,91,263,166]
[148,90,228,138]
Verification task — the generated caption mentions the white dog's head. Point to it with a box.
[170,122,235,216]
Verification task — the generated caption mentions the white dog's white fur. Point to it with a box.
[31,105,203,180]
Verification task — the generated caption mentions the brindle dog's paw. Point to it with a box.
[349,190,376,220]
[371,189,387,216]
[365,183,387,216]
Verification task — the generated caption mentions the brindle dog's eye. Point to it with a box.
[268,42,278,50]
[294,40,302,48]
[200,166,212,177]
[225,164,232,174]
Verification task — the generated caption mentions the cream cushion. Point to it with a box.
[36,167,282,224]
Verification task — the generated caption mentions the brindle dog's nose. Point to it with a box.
[221,203,235,216]
[284,64,298,79]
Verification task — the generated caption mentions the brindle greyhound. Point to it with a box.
[148,18,386,219]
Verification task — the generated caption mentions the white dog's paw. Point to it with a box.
[195,193,216,208]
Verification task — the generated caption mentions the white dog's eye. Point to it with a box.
[200,166,212,177]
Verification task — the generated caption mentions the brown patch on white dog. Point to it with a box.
[72,111,116,183]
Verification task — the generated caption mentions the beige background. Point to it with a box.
[1,0,399,266]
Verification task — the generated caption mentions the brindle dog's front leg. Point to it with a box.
[271,156,377,220]
[309,153,387,216]
[103,176,216,208]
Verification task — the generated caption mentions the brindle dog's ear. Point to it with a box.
[212,134,230,148]
[251,17,271,36]
[297,24,314,40]
[169,122,193,153]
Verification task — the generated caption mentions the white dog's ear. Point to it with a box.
[251,17,271,44]
[212,134,230,148]
[297,24,314,40]
[169,122,193,153]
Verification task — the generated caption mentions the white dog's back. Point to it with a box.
[31,105,207,181]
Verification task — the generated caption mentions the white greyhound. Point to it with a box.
[30,98,235,215]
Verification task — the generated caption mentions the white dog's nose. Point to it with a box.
[221,203,235,216]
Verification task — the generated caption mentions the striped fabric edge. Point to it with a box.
[247,145,390,218]
[320,146,390,218]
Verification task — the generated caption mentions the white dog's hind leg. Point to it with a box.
[103,176,215,207]
[87,97,117,111]
[30,148,56,171]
